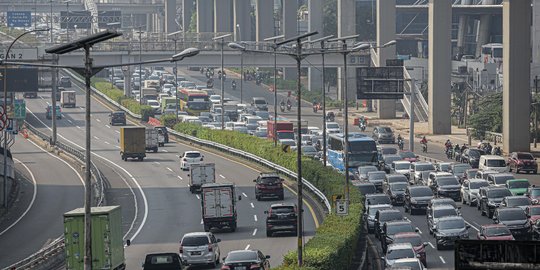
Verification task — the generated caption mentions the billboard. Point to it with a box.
[356,67,404,100]
[0,68,39,93]
[7,11,32,28]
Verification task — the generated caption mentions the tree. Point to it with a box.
[468,92,502,139]
[323,0,337,36]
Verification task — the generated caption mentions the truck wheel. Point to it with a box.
[153,148,157,153]
[266,230,272,237]
[255,194,260,201]
[204,225,210,232]
[138,157,144,161]
[230,222,237,232]
[279,193,284,200]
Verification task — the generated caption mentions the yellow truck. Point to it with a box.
[120,127,146,161]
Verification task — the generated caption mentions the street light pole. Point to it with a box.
[50,0,53,43]
[213,34,232,130]
[264,35,284,147]
[138,27,142,104]
[65,0,71,42]
[342,40,350,202]
[167,30,183,121]
[294,38,304,267]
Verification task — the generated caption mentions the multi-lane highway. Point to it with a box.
[22,71,317,269]
[0,133,84,268]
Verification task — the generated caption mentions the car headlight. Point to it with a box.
[488,201,497,207]
[461,232,469,239]
[410,199,418,204]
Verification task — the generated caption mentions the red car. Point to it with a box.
[399,151,418,163]
[392,232,427,267]
[508,152,538,174]
[527,186,540,204]
[477,224,515,240]
[526,205,540,225]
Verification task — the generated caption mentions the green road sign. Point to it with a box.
[14,99,26,119]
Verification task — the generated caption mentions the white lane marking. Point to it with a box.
[167,167,173,172]
[242,192,248,198]
[96,119,101,122]
[154,161,160,165]
[93,136,99,140]
[219,174,226,179]
[253,215,258,222]
[162,149,168,152]
[428,242,435,249]
[67,119,73,123]
[40,96,44,100]
[200,219,203,224]
[104,141,110,145]
[176,155,180,158]
[196,195,200,200]
[245,244,250,250]
[105,125,111,128]
[250,202,254,208]
[26,108,148,243]
[114,130,120,134]
[76,126,81,129]
[416,228,422,234]
[252,229,257,236]
[177,175,183,180]
[46,101,50,105]
[115,145,120,149]
[79,106,84,110]
[465,221,480,232]
[0,158,37,236]
[440,256,446,264]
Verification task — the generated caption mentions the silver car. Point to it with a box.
[461,179,489,206]
[179,232,221,267]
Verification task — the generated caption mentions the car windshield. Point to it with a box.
[494,176,514,185]
[380,127,392,133]
[499,210,527,221]
[380,211,403,222]
[387,224,414,235]
[529,207,540,215]
[327,123,340,129]
[438,178,459,186]
[226,251,258,262]
[434,208,457,218]
[488,189,512,198]
[185,152,201,158]
[385,156,402,165]
[368,172,386,180]
[254,99,266,104]
[367,195,391,205]
[394,235,422,246]
[395,163,410,170]
[507,197,530,207]
[517,153,534,160]
[390,183,408,191]
[485,226,512,236]
[470,181,489,189]
[400,152,416,158]
[487,159,507,167]
[182,236,208,246]
[410,188,432,197]
[415,164,435,171]
[439,219,465,230]
[530,189,540,197]
[382,148,398,155]
[392,261,421,270]
[508,181,530,189]
[387,248,415,260]
[438,164,450,171]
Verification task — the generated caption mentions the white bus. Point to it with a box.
[481,43,502,64]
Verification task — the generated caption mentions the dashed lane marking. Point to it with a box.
[253,215,257,222]
[196,195,200,200]
[250,203,254,208]
[242,192,248,198]
[219,174,226,179]
[167,167,173,172]
[252,229,257,236]
[440,256,446,264]
[245,244,250,250]
[177,176,183,180]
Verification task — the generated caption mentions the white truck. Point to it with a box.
[188,163,216,193]
[60,90,76,108]
[145,128,159,153]
[201,183,240,232]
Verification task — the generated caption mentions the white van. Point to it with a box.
[479,155,508,173]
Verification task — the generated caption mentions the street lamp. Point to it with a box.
[49,0,54,43]
[1,27,49,209]
[264,35,284,147]
[64,0,71,42]
[167,30,183,121]
[236,24,244,104]
[136,27,143,104]
[305,35,334,167]
[213,33,232,130]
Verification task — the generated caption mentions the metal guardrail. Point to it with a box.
[5,123,106,270]
[65,69,332,213]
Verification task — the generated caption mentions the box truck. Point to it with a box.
[120,127,146,161]
[61,90,76,108]
[201,183,241,232]
[189,163,216,193]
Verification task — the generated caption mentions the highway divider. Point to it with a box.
[68,69,367,270]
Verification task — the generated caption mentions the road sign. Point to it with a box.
[335,199,349,216]
[356,67,405,100]
[0,68,39,92]
[98,11,122,28]
[7,11,32,28]
[14,100,26,119]
[60,11,91,29]
[0,48,38,61]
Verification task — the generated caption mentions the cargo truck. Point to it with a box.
[61,90,76,108]
[145,128,159,153]
[160,96,178,113]
[120,127,146,161]
[189,163,216,193]
[64,206,127,270]
[267,121,294,141]
[201,183,241,232]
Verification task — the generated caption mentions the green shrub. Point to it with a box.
[170,122,364,270]
[160,114,179,128]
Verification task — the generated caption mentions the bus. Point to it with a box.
[178,89,211,115]
[481,43,502,64]
[327,133,378,172]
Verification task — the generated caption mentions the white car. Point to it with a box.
[461,179,489,206]
[147,99,161,113]
[209,95,221,104]
[180,151,204,171]
[325,122,341,134]
[279,139,297,150]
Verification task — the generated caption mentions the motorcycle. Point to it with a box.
[280,104,285,112]
[255,78,262,85]
[286,103,292,111]
[232,82,237,91]
[446,148,453,159]
[397,139,404,150]
[313,105,318,113]
[359,122,366,132]
[421,143,428,153]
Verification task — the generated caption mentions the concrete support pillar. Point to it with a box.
[503,0,531,152]
[282,0,297,80]
[146,13,154,32]
[428,0,452,134]
[164,0,176,33]
[214,0,233,33]
[376,0,397,119]
[197,0,214,33]
[234,0,253,41]
[337,0,357,101]
[308,0,324,92]
[182,0,194,32]
[475,0,495,57]
[255,0,274,41]
[457,0,472,55]
[532,0,540,78]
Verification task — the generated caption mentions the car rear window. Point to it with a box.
[488,189,512,198]
[182,236,209,246]
[487,159,507,167]
[367,195,391,205]
[434,208,458,218]
[499,210,527,221]
[517,153,534,160]
[148,255,174,264]
[271,206,295,214]
[387,223,414,235]
[185,152,201,158]
[226,251,258,262]
[410,187,432,197]
[261,177,280,184]
[508,180,530,189]
[379,211,403,222]
[485,226,512,236]
[394,235,422,246]
[415,164,435,171]
[470,181,489,189]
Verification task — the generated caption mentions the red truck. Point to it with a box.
[267,121,295,141]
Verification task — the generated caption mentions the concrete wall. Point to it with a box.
[255,0,274,41]
[376,0,397,119]
[214,0,233,33]
[182,0,194,32]
[197,0,214,33]
[233,0,253,41]
[164,0,177,33]
[337,0,357,101]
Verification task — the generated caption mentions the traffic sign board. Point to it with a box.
[335,199,349,216]
[7,11,32,28]
[0,48,39,61]
[14,100,26,119]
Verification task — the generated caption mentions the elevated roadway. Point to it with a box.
[0,1,160,14]
[396,4,502,15]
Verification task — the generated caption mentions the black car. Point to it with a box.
[384,174,408,189]
[23,92,38,98]
[109,111,126,126]
[142,253,183,270]
[374,209,404,240]
[380,220,418,253]
[254,172,284,200]
[404,186,434,215]
[386,182,408,206]
[433,216,470,250]
[59,76,72,87]
[479,186,513,218]
[154,126,169,143]
[427,205,459,234]
[382,155,403,173]
[353,182,377,196]
[449,163,472,183]
[265,203,297,237]
[368,171,387,192]
[461,149,486,168]
[433,176,461,201]
[365,194,392,207]
[222,250,271,270]
[493,207,531,240]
